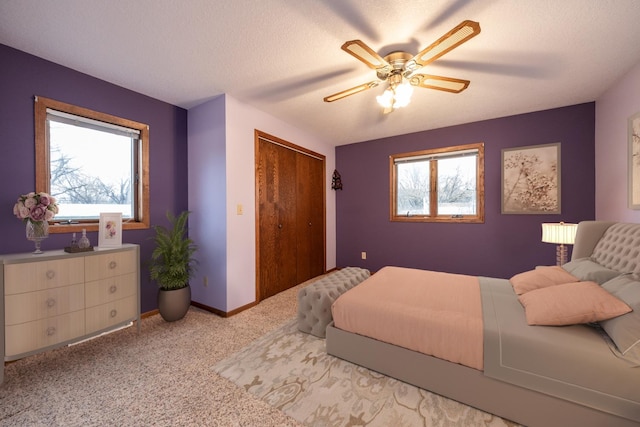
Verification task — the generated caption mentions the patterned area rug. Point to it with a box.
[213,320,518,427]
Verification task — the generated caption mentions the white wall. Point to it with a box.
[222,95,336,311]
[595,60,640,222]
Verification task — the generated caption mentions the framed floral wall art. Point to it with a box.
[501,143,561,214]
[98,212,122,247]
[629,112,640,209]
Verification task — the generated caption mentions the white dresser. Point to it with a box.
[0,244,140,383]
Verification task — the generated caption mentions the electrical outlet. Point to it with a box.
[203,276,209,287]
[361,252,367,260]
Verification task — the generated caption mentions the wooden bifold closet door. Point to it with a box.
[256,131,326,301]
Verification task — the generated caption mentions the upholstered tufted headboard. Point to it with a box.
[572,221,640,274]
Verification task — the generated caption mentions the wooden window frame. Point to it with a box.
[390,142,485,223]
[35,96,150,234]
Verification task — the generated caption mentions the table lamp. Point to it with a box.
[541,222,578,265]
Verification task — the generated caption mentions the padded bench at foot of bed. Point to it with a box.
[297,267,370,338]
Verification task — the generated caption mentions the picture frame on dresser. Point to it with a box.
[98,212,122,247]
[628,111,640,209]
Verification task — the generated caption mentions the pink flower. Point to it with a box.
[24,197,36,209]
[13,191,59,223]
[30,205,47,221]
[13,202,30,219]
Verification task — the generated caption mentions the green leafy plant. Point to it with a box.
[150,211,198,290]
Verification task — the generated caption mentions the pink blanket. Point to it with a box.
[331,266,483,370]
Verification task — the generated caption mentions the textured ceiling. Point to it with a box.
[2,0,640,146]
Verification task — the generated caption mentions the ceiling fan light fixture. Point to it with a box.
[376,87,394,109]
[393,81,413,108]
[376,79,413,110]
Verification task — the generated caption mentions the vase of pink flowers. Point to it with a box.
[13,191,59,254]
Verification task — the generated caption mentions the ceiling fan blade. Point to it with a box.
[409,20,481,70]
[341,40,391,71]
[410,74,470,93]
[323,81,380,102]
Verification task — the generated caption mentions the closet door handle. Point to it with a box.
[308,222,312,227]
[278,224,283,229]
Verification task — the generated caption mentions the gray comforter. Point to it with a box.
[479,277,640,422]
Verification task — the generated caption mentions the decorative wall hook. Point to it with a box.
[331,169,343,190]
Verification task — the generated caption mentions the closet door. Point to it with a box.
[257,139,298,300]
[296,152,325,283]
[256,130,326,301]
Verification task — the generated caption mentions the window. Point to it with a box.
[390,142,484,223]
[35,96,149,233]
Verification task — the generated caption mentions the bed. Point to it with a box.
[326,221,640,427]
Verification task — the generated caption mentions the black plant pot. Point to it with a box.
[158,285,191,322]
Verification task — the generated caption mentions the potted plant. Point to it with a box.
[149,211,198,321]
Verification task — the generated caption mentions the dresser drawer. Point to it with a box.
[85,295,137,334]
[85,273,136,308]
[5,283,85,325]
[85,251,135,282]
[4,257,85,295]
[5,310,86,357]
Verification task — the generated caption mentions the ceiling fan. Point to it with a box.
[324,20,481,112]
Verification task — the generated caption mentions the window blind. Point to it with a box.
[46,108,140,139]
[393,148,478,165]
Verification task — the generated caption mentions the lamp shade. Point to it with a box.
[541,222,578,245]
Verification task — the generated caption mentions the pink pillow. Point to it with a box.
[518,281,632,326]
[510,266,579,295]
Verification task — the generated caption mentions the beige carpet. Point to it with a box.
[0,283,306,427]
[214,320,519,427]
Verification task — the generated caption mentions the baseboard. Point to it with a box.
[141,309,159,319]
[190,300,259,318]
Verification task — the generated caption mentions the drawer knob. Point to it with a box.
[46,270,55,279]
[110,309,117,318]
[46,326,56,336]
[109,285,117,294]
[46,298,56,308]
[109,261,117,269]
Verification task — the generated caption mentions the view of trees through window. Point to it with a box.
[49,120,135,220]
[396,161,430,215]
[436,156,477,215]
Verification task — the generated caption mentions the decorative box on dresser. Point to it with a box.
[0,244,140,383]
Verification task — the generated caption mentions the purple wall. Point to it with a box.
[0,44,188,313]
[336,103,595,278]
[187,96,228,310]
